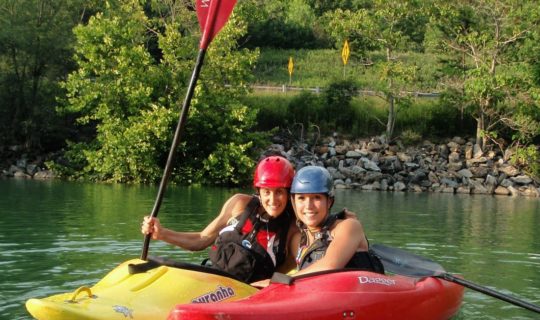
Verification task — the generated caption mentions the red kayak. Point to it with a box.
[168,269,464,320]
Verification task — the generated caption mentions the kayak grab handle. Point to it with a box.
[66,286,97,303]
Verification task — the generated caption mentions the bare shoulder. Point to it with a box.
[334,218,363,234]
[225,193,255,218]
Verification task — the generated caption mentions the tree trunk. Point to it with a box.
[386,94,395,141]
[475,112,484,149]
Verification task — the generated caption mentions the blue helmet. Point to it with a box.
[290,166,334,196]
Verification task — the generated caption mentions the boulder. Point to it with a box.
[494,186,510,196]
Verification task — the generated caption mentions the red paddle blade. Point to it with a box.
[196,0,237,50]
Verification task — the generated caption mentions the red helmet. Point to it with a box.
[253,156,295,188]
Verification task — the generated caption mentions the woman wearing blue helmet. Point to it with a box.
[289,165,384,275]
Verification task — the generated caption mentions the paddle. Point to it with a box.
[141,0,237,260]
[371,243,540,314]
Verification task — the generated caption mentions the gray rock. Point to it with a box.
[448,152,461,163]
[466,157,488,166]
[440,187,455,193]
[499,165,519,177]
[485,175,497,186]
[358,149,370,157]
[335,145,348,155]
[367,141,382,151]
[469,166,489,178]
[438,144,449,159]
[471,183,489,194]
[457,169,473,178]
[507,185,520,197]
[441,178,459,188]
[393,181,407,191]
[26,164,39,175]
[329,147,336,157]
[519,186,540,197]
[365,172,383,183]
[345,151,362,158]
[14,171,31,179]
[500,179,513,188]
[465,143,473,160]
[361,158,381,172]
[494,186,510,196]
[452,136,466,145]
[380,179,388,191]
[428,171,439,184]
[9,165,23,175]
[34,170,56,180]
[456,186,471,194]
[404,162,420,170]
[16,159,27,168]
[447,161,463,171]
[397,152,412,163]
[510,175,532,185]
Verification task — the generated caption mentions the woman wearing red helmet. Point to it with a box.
[141,156,296,283]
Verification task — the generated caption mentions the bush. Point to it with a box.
[287,91,323,126]
[321,79,358,132]
[511,145,540,180]
[399,129,422,146]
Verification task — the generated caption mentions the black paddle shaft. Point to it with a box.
[371,243,540,314]
[439,273,540,314]
[141,49,207,260]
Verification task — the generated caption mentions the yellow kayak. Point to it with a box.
[26,258,258,320]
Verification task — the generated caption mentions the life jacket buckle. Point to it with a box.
[241,239,252,249]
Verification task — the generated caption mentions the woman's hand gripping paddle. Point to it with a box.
[141,0,237,260]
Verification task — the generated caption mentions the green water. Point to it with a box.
[1,179,539,319]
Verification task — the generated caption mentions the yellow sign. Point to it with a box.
[288,56,294,76]
[341,40,350,65]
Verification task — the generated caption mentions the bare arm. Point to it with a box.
[293,219,368,276]
[276,222,300,274]
[141,194,253,251]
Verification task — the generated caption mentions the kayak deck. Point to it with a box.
[26,258,258,320]
[169,269,464,320]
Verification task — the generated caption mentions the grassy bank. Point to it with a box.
[253,49,442,91]
[241,89,472,142]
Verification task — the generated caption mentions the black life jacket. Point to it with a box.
[296,210,384,274]
[209,196,291,283]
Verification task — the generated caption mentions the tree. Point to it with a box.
[58,0,264,185]
[324,1,426,140]
[432,0,540,149]
[0,0,98,152]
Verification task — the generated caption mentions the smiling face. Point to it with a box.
[258,187,289,218]
[292,193,333,230]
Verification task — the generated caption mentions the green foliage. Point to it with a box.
[320,9,374,52]
[511,145,540,180]
[203,142,255,185]
[320,79,358,131]
[431,0,540,147]
[0,0,94,152]
[45,141,89,179]
[239,0,324,49]
[399,129,422,146]
[242,93,290,131]
[287,91,323,126]
[57,1,266,185]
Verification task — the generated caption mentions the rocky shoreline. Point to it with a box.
[274,135,540,198]
[2,136,539,197]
